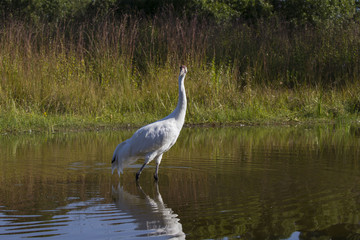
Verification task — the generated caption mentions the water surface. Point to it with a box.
[1,125,360,239]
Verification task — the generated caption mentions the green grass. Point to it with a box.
[1,81,359,133]
[1,14,360,133]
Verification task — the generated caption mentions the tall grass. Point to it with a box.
[1,10,360,132]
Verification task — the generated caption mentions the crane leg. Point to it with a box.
[136,163,147,181]
[154,164,159,181]
[136,154,161,181]
[153,154,163,181]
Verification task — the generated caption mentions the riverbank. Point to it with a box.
[1,14,360,134]
[1,84,359,134]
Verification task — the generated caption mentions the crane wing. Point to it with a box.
[129,120,179,156]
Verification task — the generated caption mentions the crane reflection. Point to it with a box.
[112,182,185,239]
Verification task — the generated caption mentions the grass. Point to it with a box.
[1,12,360,133]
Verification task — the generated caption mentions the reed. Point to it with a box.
[1,11,360,132]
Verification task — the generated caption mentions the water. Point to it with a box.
[1,125,360,239]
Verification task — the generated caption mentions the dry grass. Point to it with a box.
[1,12,360,132]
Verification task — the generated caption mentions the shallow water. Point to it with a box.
[0,125,360,239]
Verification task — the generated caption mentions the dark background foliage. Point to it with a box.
[1,0,359,26]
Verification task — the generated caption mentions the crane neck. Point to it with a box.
[168,73,187,128]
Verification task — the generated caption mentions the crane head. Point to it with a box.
[180,65,187,76]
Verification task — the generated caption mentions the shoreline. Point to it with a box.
[1,117,358,135]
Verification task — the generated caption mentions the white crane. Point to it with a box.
[112,65,188,181]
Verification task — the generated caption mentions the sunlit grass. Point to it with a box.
[1,14,360,133]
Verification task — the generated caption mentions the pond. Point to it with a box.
[0,125,360,239]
